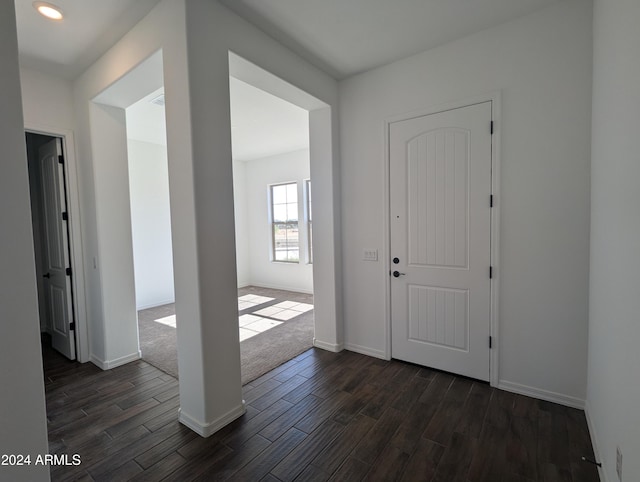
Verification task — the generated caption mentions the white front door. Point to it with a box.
[390,102,492,381]
[40,138,76,360]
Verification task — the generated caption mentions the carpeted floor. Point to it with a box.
[137,286,314,385]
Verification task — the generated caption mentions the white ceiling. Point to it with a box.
[15,0,563,82]
[126,78,309,163]
[126,87,167,147]
[15,0,560,159]
[15,0,161,79]
[229,77,309,162]
[219,0,562,79]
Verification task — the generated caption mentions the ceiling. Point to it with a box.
[229,77,309,162]
[15,0,560,159]
[126,87,167,147]
[126,78,309,163]
[16,0,562,81]
[15,0,161,79]
[218,0,562,79]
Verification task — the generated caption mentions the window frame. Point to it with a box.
[269,181,300,264]
[304,179,312,264]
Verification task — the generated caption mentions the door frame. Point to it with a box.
[26,125,89,363]
[383,91,501,387]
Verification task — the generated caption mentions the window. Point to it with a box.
[305,179,312,264]
[271,182,299,262]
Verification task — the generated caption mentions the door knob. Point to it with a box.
[43,273,51,279]
[392,271,405,278]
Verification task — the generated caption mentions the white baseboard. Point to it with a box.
[497,380,585,409]
[90,355,106,369]
[249,282,314,295]
[179,401,246,438]
[313,338,343,352]
[90,351,141,370]
[136,299,175,311]
[584,401,606,482]
[344,343,388,360]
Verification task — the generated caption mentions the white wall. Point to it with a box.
[20,67,75,131]
[339,0,592,403]
[0,3,50,480]
[88,102,140,367]
[243,149,313,293]
[127,139,175,309]
[587,0,640,480]
[233,159,250,287]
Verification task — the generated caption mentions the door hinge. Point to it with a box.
[66,267,72,276]
[489,336,493,349]
[489,266,493,279]
[58,154,64,165]
[490,195,494,208]
[70,322,76,331]
[490,121,494,135]
[62,212,68,221]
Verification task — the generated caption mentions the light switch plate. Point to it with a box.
[363,249,378,261]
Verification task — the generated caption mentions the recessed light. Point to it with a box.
[33,2,64,21]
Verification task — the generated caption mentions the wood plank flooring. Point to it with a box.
[43,342,600,481]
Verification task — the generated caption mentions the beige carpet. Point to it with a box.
[137,286,314,385]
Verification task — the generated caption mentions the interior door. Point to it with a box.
[390,102,492,381]
[40,138,76,360]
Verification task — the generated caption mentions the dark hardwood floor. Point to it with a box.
[43,341,600,481]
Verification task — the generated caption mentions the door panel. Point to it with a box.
[408,284,468,350]
[40,138,76,360]
[390,102,491,381]
[407,128,469,269]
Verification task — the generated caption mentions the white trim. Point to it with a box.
[136,299,176,311]
[248,282,314,295]
[382,111,392,361]
[584,401,606,482]
[90,350,141,370]
[178,401,246,438]
[344,343,388,360]
[383,91,502,387]
[303,178,312,265]
[90,355,106,369]
[313,338,343,352]
[489,93,502,388]
[24,124,90,364]
[268,180,299,263]
[497,380,585,409]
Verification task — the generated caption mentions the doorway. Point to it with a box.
[229,76,314,384]
[229,74,316,384]
[26,132,76,360]
[389,101,494,381]
[125,87,177,376]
